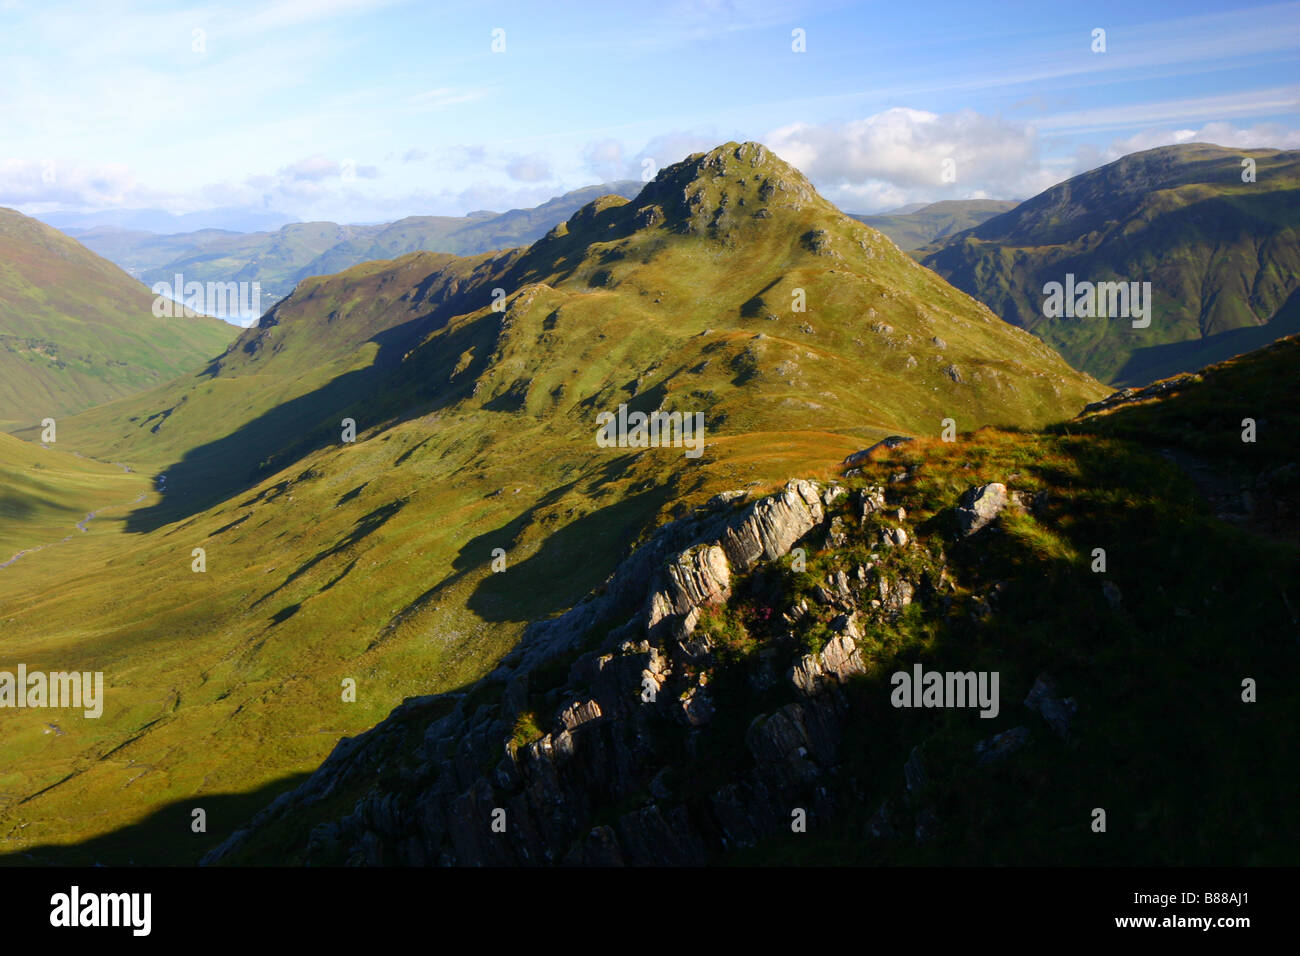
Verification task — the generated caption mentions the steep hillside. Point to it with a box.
[0,208,235,429]
[205,335,1300,867]
[0,143,1104,863]
[917,144,1300,385]
[41,143,1102,529]
[852,199,1018,250]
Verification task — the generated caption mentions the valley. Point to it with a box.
[1,142,1296,871]
[0,143,1112,864]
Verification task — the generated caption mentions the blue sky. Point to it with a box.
[2,0,1297,229]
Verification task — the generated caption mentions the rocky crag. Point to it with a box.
[202,466,1070,866]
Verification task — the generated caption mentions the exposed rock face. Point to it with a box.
[1024,674,1078,740]
[649,543,731,626]
[199,473,993,868]
[975,726,1031,765]
[956,482,1008,536]
[789,617,867,697]
[202,479,843,867]
[857,486,886,519]
[1080,373,1199,415]
[720,479,824,571]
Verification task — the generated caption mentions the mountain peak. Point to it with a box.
[640,141,822,223]
[534,141,831,253]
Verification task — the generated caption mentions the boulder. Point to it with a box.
[955,482,1008,536]
[1023,673,1077,740]
[857,485,887,519]
[974,726,1031,765]
[844,436,913,468]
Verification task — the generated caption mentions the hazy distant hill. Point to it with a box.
[0,207,235,429]
[71,182,645,308]
[918,144,1300,384]
[297,183,645,281]
[852,199,1019,250]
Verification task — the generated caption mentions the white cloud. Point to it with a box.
[582,130,721,182]
[281,156,341,182]
[764,108,1051,211]
[582,139,627,181]
[0,157,157,209]
[505,154,553,183]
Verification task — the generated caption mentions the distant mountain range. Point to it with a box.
[851,199,1020,250]
[0,207,234,429]
[917,143,1300,385]
[65,182,644,312]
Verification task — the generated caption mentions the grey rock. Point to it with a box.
[824,515,848,549]
[974,726,1031,765]
[857,485,887,519]
[720,479,824,571]
[844,436,913,468]
[559,699,603,731]
[1024,673,1078,740]
[955,482,1008,536]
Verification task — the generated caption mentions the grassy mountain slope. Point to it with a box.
[0,143,1103,863]
[0,208,236,430]
[208,334,1299,867]
[917,144,1300,385]
[852,199,1018,250]
[0,432,147,561]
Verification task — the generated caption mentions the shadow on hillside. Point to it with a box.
[122,318,457,535]
[0,772,311,867]
[9,431,1300,866]
[252,499,406,611]
[461,482,676,623]
[1113,287,1300,386]
[374,474,674,643]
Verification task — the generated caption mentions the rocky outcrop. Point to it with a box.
[955,482,1008,536]
[789,616,867,696]
[844,436,913,468]
[1079,373,1200,416]
[200,472,996,868]
[719,479,824,571]
[1024,674,1078,741]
